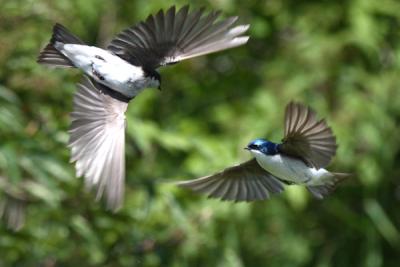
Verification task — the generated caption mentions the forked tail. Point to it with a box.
[37,23,84,68]
[307,172,350,199]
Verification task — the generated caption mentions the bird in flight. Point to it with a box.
[37,5,250,210]
[177,102,349,201]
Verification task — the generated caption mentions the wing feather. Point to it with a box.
[107,5,249,69]
[280,102,337,169]
[68,76,128,211]
[177,159,284,202]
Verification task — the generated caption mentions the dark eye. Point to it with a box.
[248,144,258,149]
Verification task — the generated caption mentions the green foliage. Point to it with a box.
[0,0,400,266]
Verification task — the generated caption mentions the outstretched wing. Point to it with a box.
[68,76,128,211]
[280,102,337,169]
[107,5,249,69]
[177,159,284,202]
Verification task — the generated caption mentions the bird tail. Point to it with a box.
[307,172,350,199]
[37,23,84,68]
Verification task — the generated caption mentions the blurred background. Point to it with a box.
[1,0,400,266]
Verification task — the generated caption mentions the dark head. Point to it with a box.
[245,138,280,155]
[144,69,161,90]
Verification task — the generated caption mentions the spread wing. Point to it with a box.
[107,5,249,69]
[280,102,337,169]
[177,159,284,202]
[68,76,128,211]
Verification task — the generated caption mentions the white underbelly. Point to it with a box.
[93,62,145,97]
[58,44,146,97]
[58,44,106,69]
[252,152,326,184]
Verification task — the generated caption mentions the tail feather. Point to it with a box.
[50,23,84,45]
[307,172,350,199]
[37,23,84,67]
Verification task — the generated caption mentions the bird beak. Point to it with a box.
[157,86,161,91]
[244,147,250,150]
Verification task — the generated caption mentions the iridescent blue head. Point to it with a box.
[246,138,280,155]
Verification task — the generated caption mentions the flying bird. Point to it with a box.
[177,102,349,201]
[37,5,250,210]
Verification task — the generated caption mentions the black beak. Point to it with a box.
[157,86,161,91]
[244,147,250,150]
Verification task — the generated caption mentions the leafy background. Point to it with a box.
[1,0,400,266]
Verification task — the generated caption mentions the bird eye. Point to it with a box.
[248,144,258,149]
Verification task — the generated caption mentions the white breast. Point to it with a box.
[251,151,328,184]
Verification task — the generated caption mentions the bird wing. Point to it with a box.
[107,5,249,69]
[280,102,337,170]
[68,75,128,211]
[177,159,284,202]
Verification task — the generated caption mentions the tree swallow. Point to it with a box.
[37,6,249,210]
[177,102,349,201]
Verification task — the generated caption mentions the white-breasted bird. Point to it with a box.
[37,5,250,210]
[177,102,349,201]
